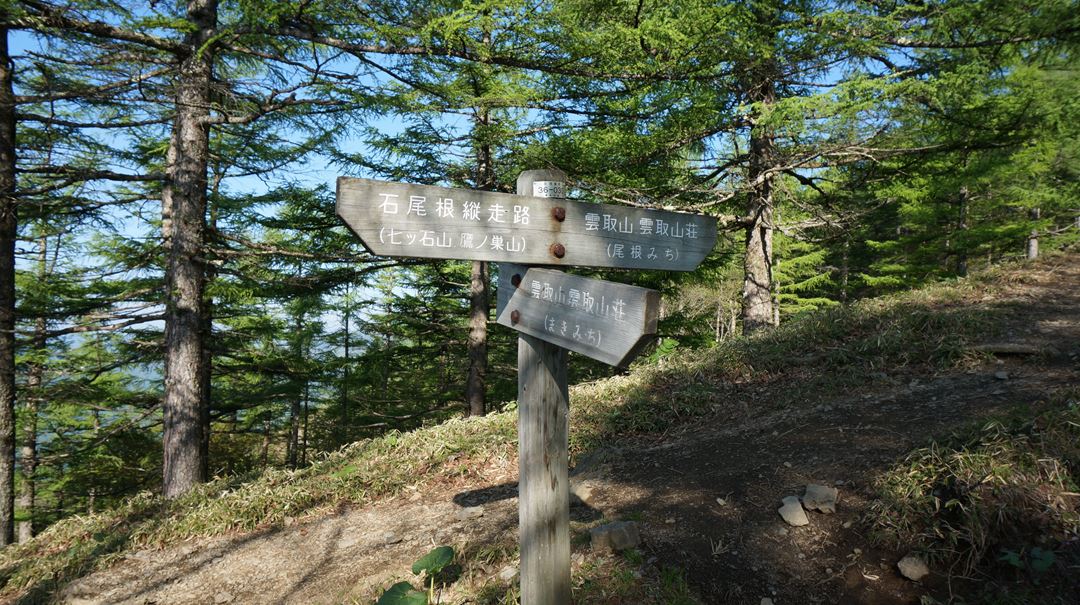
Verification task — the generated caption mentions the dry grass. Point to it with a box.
[867,389,1080,598]
[0,252,1070,602]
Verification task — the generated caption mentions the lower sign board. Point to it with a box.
[495,263,660,367]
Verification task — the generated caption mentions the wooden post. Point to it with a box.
[516,169,571,605]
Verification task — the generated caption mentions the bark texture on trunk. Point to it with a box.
[162,0,216,499]
[1026,207,1040,260]
[741,81,777,335]
[17,237,45,543]
[0,23,18,546]
[466,94,494,417]
[466,260,489,416]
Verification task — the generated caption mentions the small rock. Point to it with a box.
[383,531,402,545]
[994,371,1009,380]
[570,480,595,506]
[498,565,518,582]
[897,554,930,582]
[842,521,853,529]
[783,461,792,468]
[213,592,234,604]
[778,495,809,527]
[590,521,641,552]
[408,491,422,502]
[716,497,727,506]
[761,599,775,605]
[283,515,296,527]
[853,547,863,555]
[665,517,676,524]
[775,527,789,536]
[802,484,839,514]
[455,505,485,521]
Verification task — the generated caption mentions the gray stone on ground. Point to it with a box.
[498,565,518,582]
[897,554,930,582]
[802,484,839,514]
[454,505,485,521]
[213,592,234,604]
[761,598,775,605]
[590,521,641,552]
[778,496,809,527]
[994,371,1010,380]
[382,531,402,545]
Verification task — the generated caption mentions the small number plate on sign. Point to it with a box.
[532,181,566,198]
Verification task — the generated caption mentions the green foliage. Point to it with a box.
[376,581,428,605]
[412,546,455,576]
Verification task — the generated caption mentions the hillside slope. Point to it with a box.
[4,252,1078,605]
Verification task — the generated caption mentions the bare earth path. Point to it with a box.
[59,256,1080,604]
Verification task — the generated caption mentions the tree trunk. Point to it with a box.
[839,236,850,303]
[466,260,489,416]
[741,80,777,335]
[1026,207,1040,260]
[287,308,302,469]
[341,283,350,444]
[0,23,18,547]
[162,0,216,499]
[466,97,494,416]
[17,235,46,543]
[260,413,271,469]
[198,174,221,482]
[956,186,970,277]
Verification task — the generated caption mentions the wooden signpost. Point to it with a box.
[495,263,660,367]
[336,177,717,271]
[336,170,717,605]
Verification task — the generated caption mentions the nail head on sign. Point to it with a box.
[511,273,522,288]
[551,243,565,259]
[510,309,520,324]
[552,207,566,222]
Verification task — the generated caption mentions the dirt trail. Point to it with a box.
[60,256,1080,604]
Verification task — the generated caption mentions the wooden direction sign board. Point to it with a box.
[496,264,659,367]
[337,177,717,271]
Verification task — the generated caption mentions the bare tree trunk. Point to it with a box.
[260,413,271,469]
[199,173,221,482]
[466,97,494,416]
[466,261,489,416]
[341,283,350,444]
[162,0,216,499]
[88,410,100,514]
[839,236,850,303]
[287,309,302,469]
[300,381,309,467]
[956,186,970,277]
[0,23,18,546]
[17,235,46,543]
[1026,207,1040,260]
[741,79,777,335]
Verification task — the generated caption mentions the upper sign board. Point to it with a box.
[337,177,717,271]
[496,263,660,367]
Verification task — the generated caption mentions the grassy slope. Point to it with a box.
[1,252,1076,603]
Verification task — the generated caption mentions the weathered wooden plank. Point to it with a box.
[515,169,571,605]
[336,177,717,271]
[517,333,570,605]
[496,263,660,367]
